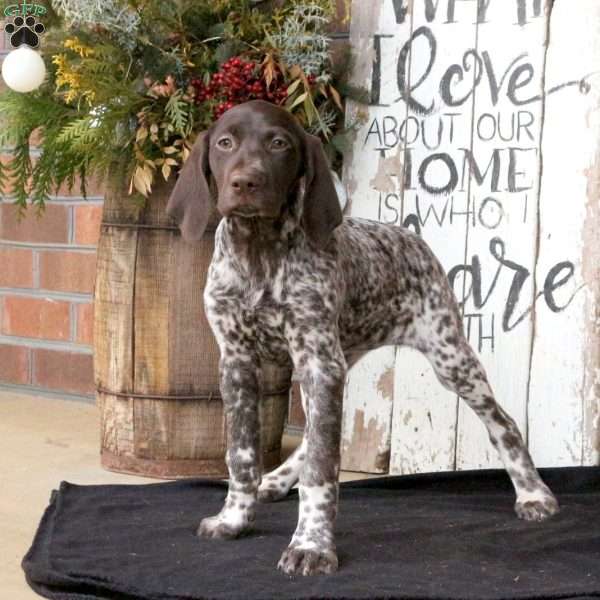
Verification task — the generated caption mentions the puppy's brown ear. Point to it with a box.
[302,133,343,249]
[166,131,212,243]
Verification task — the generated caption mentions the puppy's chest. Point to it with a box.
[240,286,290,363]
[243,287,288,362]
[209,258,290,362]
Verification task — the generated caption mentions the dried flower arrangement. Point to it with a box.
[0,0,365,212]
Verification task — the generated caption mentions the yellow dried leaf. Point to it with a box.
[135,127,148,143]
[329,85,344,112]
[264,58,278,88]
[133,166,150,196]
[290,92,308,109]
[261,53,278,88]
[286,78,302,96]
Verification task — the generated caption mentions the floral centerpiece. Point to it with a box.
[0,0,365,213]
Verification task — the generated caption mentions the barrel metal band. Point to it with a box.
[96,386,290,401]
[101,221,217,233]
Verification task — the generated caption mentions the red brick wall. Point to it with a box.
[0,29,103,400]
[0,195,103,399]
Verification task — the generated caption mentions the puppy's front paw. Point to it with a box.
[277,545,338,576]
[515,493,560,522]
[196,515,249,539]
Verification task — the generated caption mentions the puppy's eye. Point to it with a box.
[271,137,289,150]
[216,137,233,150]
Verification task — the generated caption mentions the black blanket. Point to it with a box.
[23,467,600,600]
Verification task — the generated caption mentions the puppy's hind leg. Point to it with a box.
[259,381,308,502]
[258,436,306,502]
[420,313,559,522]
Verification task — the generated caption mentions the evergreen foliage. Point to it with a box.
[0,0,367,213]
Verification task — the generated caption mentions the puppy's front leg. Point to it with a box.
[278,341,345,576]
[197,354,261,539]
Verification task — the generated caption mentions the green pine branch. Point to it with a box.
[165,90,191,136]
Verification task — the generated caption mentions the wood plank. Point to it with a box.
[167,232,224,460]
[94,227,137,456]
[392,348,456,474]
[341,348,395,473]
[456,1,550,469]
[168,233,220,395]
[340,0,401,473]
[133,229,173,460]
[391,0,479,474]
[343,0,600,474]
[93,227,137,394]
[528,0,600,467]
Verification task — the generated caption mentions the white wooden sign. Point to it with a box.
[341,0,600,473]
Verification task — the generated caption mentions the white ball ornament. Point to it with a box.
[1,47,46,93]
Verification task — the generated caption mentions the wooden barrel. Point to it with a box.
[93,175,291,478]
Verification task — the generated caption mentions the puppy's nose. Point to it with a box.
[230,171,267,194]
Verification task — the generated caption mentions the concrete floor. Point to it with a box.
[0,390,372,599]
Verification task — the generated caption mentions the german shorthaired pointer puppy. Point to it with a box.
[166,99,559,576]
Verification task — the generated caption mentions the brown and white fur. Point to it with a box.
[166,100,559,577]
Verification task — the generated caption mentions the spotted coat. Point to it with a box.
[166,100,559,577]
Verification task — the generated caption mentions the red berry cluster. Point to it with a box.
[192,57,313,119]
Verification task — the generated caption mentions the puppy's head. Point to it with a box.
[166,100,342,248]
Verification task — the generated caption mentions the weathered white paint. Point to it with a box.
[341,348,395,473]
[392,347,456,474]
[390,0,479,474]
[528,0,600,467]
[342,0,600,473]
[456,1,549,470]
[340,0,404,472]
